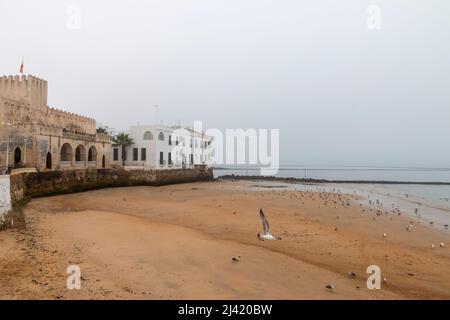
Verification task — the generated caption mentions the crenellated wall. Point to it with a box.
[0,74,111,171]
[0,75,47,110]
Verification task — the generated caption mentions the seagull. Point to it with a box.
[325,283,335,290]
[383,233,387,238]
[257,209,282,241]
[439,242,445,247]
[348,272,356,278]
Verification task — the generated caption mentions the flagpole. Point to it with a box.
[19,56,24,74]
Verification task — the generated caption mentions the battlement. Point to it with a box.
[47,107,96,127]
[0,74,47,109]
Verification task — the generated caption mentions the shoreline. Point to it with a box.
[217,174,450,185]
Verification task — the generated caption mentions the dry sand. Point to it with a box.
[1,180,450,299]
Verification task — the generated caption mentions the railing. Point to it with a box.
[87,161,97,167]
[60,161,72,167]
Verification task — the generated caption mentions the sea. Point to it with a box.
[213,166,450,228]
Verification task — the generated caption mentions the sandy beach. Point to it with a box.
[1,180,450,299]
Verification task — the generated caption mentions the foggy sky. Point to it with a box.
[1,0,449,167]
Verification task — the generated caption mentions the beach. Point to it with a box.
[1,179,449,299]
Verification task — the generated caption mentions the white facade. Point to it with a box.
[111,125,213,169]
[0,175,12,217]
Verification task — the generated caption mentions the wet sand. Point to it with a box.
[1,180,449,299]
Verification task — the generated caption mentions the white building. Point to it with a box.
[111,125,213,169]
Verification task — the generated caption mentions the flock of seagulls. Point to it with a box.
[241,185,449,293]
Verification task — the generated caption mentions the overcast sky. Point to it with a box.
[1,0,449,167]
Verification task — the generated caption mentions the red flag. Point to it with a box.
[19,58,24,73]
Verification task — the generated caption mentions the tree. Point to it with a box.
[96,126,109,134]
[112,133,134,166]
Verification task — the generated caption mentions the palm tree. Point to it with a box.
[112,133,134,166]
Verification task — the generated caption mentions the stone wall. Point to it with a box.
[9,166,214,203]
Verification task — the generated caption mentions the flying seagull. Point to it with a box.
[257,209,282,241]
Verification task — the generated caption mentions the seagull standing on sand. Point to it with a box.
[325,283,335,290]
[257,209,282,241]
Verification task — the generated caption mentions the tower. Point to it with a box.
[0,75,48,109]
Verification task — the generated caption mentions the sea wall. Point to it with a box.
[9,166,213,203]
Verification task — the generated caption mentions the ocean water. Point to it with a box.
[214,167,450,228]
[213,166,450,183]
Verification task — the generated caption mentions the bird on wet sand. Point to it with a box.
[325,283,335,290]
[348,272,356,278]
[257,209,282,241]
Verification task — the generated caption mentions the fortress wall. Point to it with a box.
[47,107,96,134]
[0,97,96,135]
[8,166,213,202]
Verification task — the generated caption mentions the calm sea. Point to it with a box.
[213,166,450,227]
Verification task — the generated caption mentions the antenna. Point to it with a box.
[154,104,159,125]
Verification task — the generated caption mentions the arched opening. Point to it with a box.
[46,152,52,169]
[158,132,164,141]
[75,145,86,162]
[88,146,97,162]
[60,143,73,162]
[102,155,106,168]
[14,147,21,165]
[143,131,153,140]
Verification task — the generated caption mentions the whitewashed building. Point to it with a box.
[111,125,213,169]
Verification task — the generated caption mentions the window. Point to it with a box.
[133,148,138,161]
[113,148,119,161]
[168,135,172,145]
[168,152,172,165]
[195,140,198,148]
[143,131,153,140]
[158,132,164,141]
[159,152,164,165]
[141,148,146,161]
[176,137,179,146]
[190,154,193,164]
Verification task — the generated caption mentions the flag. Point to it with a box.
[19,58,24,74]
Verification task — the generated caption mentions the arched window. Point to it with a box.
[46,152,52,169]
[14,147,21,165]
[88,146,97,162]
[158,132,164,141]
[60,143,73,161]
[143,131,153,140]
[75,145,86,162]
